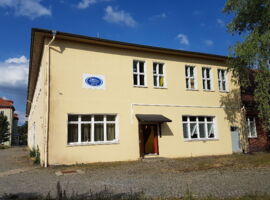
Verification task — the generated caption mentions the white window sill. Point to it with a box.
[133,85,148,88]
[183,138,219,142]
[219,90,229,93]
[186,89,199,91]
[203,89,215,92]
[248,136,257,139]
[153,86,167,89]
[67,140,119,147]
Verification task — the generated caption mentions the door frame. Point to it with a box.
[139,123,159,158]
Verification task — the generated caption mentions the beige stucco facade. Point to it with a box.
[27,29,244,166]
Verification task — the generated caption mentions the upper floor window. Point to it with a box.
[218,69,227,91]
[133,60,146,87]
[153,63,165,88]
[202,67,212,91]
[246,117,257,138]
[68,114,118,145]
[185,65,196,90]
[182,116,216,140]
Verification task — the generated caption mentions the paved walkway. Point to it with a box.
[0,147,270,198]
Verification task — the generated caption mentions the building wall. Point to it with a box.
[28,44,48,165]
[36,39,244,165]
[0,108,13,145]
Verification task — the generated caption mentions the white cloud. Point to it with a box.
[203,39,214,46]
[16,110,27,125]
[0,56,29,88]
[5,56,28,64]
[0,0,51,19]
[149,12,167,21]
[176,34,189,46]
[103,6,136,27]
[217,18,225,27]
[77,0,96,9]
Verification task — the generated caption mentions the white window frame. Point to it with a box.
[246,117,257,138]
[182,116,217,141]
[185,65,197,90]
[202,67,213,91]
[153,62,166,88]
[218,69,227,92]
[67,114,119,145]
[133,60,146,87]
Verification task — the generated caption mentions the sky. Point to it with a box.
[0,0,240,125]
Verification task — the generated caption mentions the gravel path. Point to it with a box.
[0,147,270,198]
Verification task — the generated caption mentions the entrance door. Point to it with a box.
[231,126,241,153]
[139,124,159,157]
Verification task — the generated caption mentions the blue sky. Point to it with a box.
[0,0,240,124]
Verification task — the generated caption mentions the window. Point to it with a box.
[133,60,146,87]
[218,69,227,91]
[153,63,165,88]
[182,116,216,140]
[185,65,196,89]
[246,117,257,138]
[202,67,212,91]
[68,114,118,145]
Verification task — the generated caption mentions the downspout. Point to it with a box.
[45,30,56,168]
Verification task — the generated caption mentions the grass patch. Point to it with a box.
[0,144,9,149]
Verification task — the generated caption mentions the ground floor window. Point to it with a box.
[68,114,118,144]
[246,117,257,138]
[182,116,216,140]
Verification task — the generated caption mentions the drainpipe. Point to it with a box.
[44,30,56,168]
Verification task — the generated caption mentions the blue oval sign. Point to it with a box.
[85,77,103,86]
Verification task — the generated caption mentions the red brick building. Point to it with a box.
[241,71,270,152]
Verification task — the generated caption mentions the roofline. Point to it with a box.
[26,28,228,115]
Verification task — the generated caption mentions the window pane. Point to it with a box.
[199,117,204,122]
[153,75,157,86]
[159,64,163,74]
[133,61,137,72]
[207,123,214,138]
[206,69,210,78]
[185,67,188,76]
[190,117,196,121]
[199,123,206,138]
[139,75,145,86]
[190,123,198,138]
[94,115,104,121]
[186,78,189,88]
[107,115,116,121]
[222,82,226,90]
[183,123,189,139]
[190,79,195,89]
[81,124,91,142]
[107,124,115,141]
[207,80,211,90]
[94,124,104,141]
[159,76,164,87]
[68,124,78,143]
[190,67,194,77]
[153,64,157,74]
[250,122,256,137]
[207,117,213,122]
[139,62,144,72]
[81,115,91,121]
[133,74,138,85]
[203,80,206,89]
[68,115,78,121]
[182,116,187,121]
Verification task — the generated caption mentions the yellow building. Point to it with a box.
[27,28,244,167]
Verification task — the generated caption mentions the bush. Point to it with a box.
[29,147,36,157]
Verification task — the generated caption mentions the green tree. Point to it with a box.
[0,112,10,144]
[223,0,270,127]
[18,121,28,145]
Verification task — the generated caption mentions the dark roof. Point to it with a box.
[27,28,228,115]
[136,114,172,123]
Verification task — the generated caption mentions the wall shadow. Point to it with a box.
[161,123,174,136]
